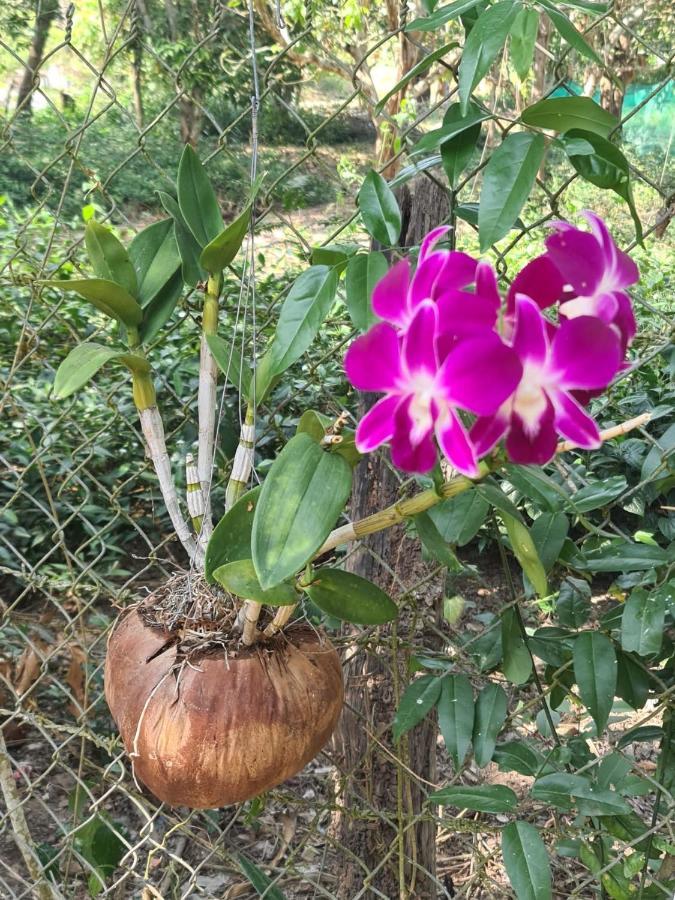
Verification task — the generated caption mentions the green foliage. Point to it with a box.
[357,170,401,246]
[305,568,398,624]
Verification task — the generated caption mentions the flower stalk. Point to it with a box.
[197,273,222,539]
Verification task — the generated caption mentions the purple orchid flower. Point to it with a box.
[507,211,639,351]
[471,296,622,465]
[344,300,522,476]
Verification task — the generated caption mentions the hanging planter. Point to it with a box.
[104,576,343,809]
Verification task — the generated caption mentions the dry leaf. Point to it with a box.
[13,643,45,697]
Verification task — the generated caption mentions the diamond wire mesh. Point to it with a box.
[0,1,674,897]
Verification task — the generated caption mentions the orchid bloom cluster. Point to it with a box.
[344,212,638,477]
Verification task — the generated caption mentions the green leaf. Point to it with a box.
[176,144,222,247]
[415,512,462,571]
[440,102,485,188]
[305,568,398,625]
[502,821,552,900]
[530,512,568,572]
[345,251,388,332]
[572,540,673,572]
[158,190,206,287]
[573,631,616,733]
[139,270,183,344]
[532,773,629,815]
[641,422,675,483]
[621,586,666,657]
[357,170,401,246]
[375,43,458,115]
[521,96,617,137]
[458,1,522,115]
[473,683,508,767]
[478,131,545,251]
[252,434,352,589]
[53,343,129,400]
[437,674,474,769]
[268,266,339,376]
[501,606,532,684]
[560,129,642,242]
[84,220,138,297]
[503,465,564,512]
[616,725,663,749]
[392,675,442,741]
[200,199,254,274]
[213,559,298,606]
[311,243,357,269]
[455,201,528,230]
[529,626,574,667]
[475,479,524,523]
[206,333,253,399]
[413,103,490,155]
[238,855,286,900]
[430,783,518,813]
[43,278,143,328]
[509,7,539,81]
[498,509,548,597]
[538,0,602,65]
[569,475,627,512]
[615,649,650,710]
[128,218,181,306]
[407,0,485,31]
[493,741,548,776]
[428,489,489,546]
[556,577,591,627]
[205,485,261,582]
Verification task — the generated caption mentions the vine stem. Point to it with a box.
[264,412,650,637]
[197,273,222,539]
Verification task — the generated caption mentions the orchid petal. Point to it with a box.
[583,211,639,287]
[545,227,606,296]
[505,400,558,465]
[391,397,437,473]
[444,251,478,289]
[475,261,501,310]
[506,254,565,312]
[435,408,479,477]
[419,225,451,261]
[410,251,449,307]
[512,295,549,365]
[436,289,499,339]
[344,322,401,391]
[439,334,522,416]
[613,292,637,349]
[551,390,601,448]
[470,408,511,456]
[551,316,621,390]
[403,300,438,375]
[560,291,618,323]
[372,258,410,326]
[354,395,399,452]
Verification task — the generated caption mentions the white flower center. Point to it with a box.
[512,362,550,434]
[408,372,436,445]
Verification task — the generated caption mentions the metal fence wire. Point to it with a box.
[1,0,674,897]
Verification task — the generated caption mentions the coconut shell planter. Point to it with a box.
[104,576,344,809]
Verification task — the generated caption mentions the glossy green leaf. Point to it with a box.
[493,741,548,776]
[533,773,630,816]
[43,279,143,328]
[345,251,388,332]
[615,649,650,710]
[509,7,539,81]
[498,509,548,597]
[440,102,484,188]
[375,43,458,114]
[529,626,574,667]
[158,190,206,287]
[621,586,666,657]
[569,475,627,512]
[572,540,673,572]
[138,270,183,344]
[213,559,298,606]
[430,783,518,813]
[475,479,524,523]
[252,434,352,589]
[84,220,138,297]
[305,568,398,625]
[206,333,253,399]
[502,821,552,900]
[129,218,181,305]
[455,201,527,230]
[268,266,338,376]
[357,170,401,246]
[531,512,568,572]
[522,96,617,137]
[573,631,616,733]
[413,102,490,155]
[428,489,489,546]
[389,154,443,189]
[538,0,602,65]
[503,465,564,512]
[392,675,442,741]
[438,674,474,769]
[556,577,591,627]
[415,512,462,571]
[295,410,361,467]
[205,485,261,582]
[238,855,286,900]
[458,1,522,115]
[478,131,545,251]
[311,243,357,269]
[616,725,663,749]
[501,606,532,684]
[472,683,508,767]
[560,129,642,242]
[641,422,675,483]
[407,0,485,31]
[200,199,253,274]
[53,342,149,400]
[176,144,222,247]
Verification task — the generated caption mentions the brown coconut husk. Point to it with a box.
[104,574,344,809]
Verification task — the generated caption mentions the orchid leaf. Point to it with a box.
[128,219,181,305]
[84,220,138,297]
[200,177,263,273]
[305,569,398,625]
[42,278,143,328]
[176,144,222,247]
[53,342,150,399]
[205,485,261,583]
[158,190,206,287]
[213,559,298,606]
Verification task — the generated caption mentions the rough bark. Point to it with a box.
[332,178,450,899]
[15,0,59,115]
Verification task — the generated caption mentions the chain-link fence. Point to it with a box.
[1,1,674,897]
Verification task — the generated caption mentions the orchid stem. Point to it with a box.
[197,273,222,540]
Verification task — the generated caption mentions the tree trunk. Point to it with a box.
[15,0,59,115]
[332,177,450,900]
[533,14,551,100]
